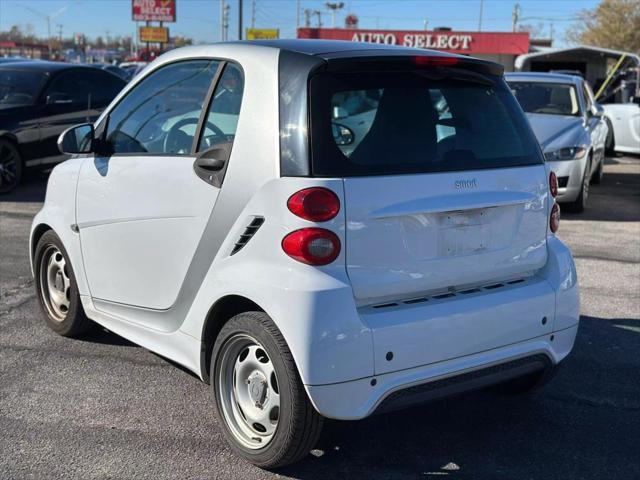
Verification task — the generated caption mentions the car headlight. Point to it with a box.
[544,147,587,162]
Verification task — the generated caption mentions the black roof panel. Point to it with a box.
[0,60,93,73]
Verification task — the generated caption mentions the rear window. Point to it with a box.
[508,81,580,116]
[309,70,543,176]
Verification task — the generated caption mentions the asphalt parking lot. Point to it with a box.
[1,157,639,480]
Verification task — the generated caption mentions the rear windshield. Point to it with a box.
[508,81,580,116]
[309,70,543,176]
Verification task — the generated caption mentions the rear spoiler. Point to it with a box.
[319,53,504,77]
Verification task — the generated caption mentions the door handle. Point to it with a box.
[194,156,225,171]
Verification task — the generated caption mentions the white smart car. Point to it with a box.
[31,41,579,468]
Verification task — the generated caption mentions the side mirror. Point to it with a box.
[46,92,73,104]
[332,123,355,146]
[332,106,349,120]
[58,123,94,154]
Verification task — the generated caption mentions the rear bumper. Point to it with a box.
[304,236,579,419]
[306,324,577,420]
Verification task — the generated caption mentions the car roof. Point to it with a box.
[0,60,95,73]
[505,72,582,85]
[226,39,466,61]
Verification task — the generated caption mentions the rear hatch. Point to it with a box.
[309,57,549,305]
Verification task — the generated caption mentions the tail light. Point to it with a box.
[287,187,340,222]
[550,203,560,233]
[282,228,340,265]
[414,56,458,67]
[549,171,558,198]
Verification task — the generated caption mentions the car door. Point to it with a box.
[38,68,125,163]
[76,60,243,311]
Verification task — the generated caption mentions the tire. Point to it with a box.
[604,119,615,156]
[0,138,22,194]
[34,230,94,337]
[591,156,604,185]
[564,157,591,213]
[211,312,323,468]
[495,365,559,395]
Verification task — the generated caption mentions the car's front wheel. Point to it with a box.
[0,138,22,194]
[211,312,323,468]
[34,230,94,337]
[564,158,591,213]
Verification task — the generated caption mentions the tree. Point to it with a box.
[566,0,640,52]
[518,22,546,39]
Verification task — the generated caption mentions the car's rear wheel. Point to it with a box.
[34,231,94,337]
[564,158,591,213]
[0,139,22,194]
[211,312,323,468]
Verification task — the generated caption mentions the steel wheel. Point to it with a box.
[0,141,21,193]
[38,245,71,322]
[217,334,281,450]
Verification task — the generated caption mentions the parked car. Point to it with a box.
[506,72,608,212]
[0,61,126,193]
[602,98,640,155]
[32,41,579,468]
[118,61,148,81]
[89,63,130,81]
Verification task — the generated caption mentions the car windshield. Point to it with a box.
[309,70,543,176]
[0,69,46,105]
[508,81,580,116]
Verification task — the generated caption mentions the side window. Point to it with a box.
[197,63,244,151]
[46,70,91,104]
[84,70,125,105]
[583,83,594,114]
[105,59,220,155]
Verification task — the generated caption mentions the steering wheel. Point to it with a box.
[163,117,225,154]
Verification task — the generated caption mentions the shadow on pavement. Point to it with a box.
[0,171,49,203]
[278,316,640,479]
[562,160,640,222]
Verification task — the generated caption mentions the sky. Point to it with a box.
[0,0,600,47]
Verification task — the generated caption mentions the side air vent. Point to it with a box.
[370,278,527,309]
[231,217,265,256]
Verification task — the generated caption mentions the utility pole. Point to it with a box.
[251,0,256,28]
[220,0,225,41]
[478,0,484,31]
[325,2,345,28]
[238,0,243,40]
[315,10,322,28]
[57,24,63,43]
[512,2,520,32]
[223,4,230,40]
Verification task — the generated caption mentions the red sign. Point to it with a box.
[132,0,176,22]
[298,28,529,56]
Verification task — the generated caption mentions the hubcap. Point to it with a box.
[217,334,280,449]
[38,245,71,321]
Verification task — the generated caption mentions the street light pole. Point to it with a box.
[238,0,243,40]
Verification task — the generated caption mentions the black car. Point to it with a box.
[0,61,126,193]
